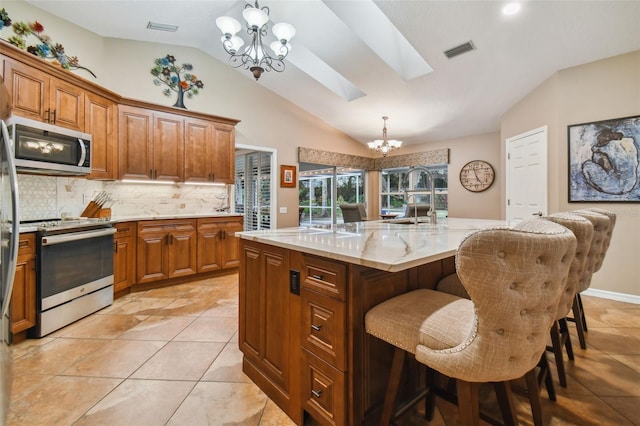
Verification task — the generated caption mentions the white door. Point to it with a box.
[506,126,548,224]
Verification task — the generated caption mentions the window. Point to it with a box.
[235,151,272,231]
[380,165,448,217]
[299,164,365,225]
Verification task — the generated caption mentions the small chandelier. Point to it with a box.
[215,1,295,81]
[367,116,402,157]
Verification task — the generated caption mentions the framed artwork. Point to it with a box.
[280,165,296,188]
[568,115,640,202]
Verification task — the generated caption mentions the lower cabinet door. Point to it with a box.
[302,349,345,426]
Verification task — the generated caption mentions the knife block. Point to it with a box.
[97,208,111,219]
[80,202,111,219]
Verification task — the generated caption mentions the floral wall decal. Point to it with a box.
[151,54,204,109]
[1,8,96,78]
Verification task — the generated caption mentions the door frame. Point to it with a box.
[235,144,278,229]
[505,125,548,224]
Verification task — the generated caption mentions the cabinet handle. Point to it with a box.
[311,390,322,398]
[149,169,154,179]
[311,324,322,332]
[51,110,57,124]
[114,241,118,253]
[311,274,323,280]
[165,234,169,245]
[45,109,51,123]
[154,169,158,179]
[211,173,215,182]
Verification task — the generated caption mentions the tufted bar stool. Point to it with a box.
[568,209,614,349]
[542,213,593,387]
[365,218,576,426]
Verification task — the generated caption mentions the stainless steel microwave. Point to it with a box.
[5,116,92,176]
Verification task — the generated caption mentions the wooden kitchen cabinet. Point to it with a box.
[113,222,136,293]
[196,216,243,273]
[239,240,298,416]
[184,118,235,184]
[137,219,197,284]
[86,92,118,180]
[3,55,85,130]
[118,105,184,181]
[10,233,37,335]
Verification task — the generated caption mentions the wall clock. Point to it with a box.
[459,160,495,192]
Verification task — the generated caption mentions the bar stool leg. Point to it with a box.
[549,322,567,387]
[456,380,480,426]
[379,347,405,426]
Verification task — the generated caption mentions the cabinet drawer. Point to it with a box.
[302,255,346,301]
[18,233,36,257]
[138,219,196,234]
[302,288,346,371]
[303,349,346,426]
[115,222,135,238]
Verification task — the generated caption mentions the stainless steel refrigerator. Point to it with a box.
[1,118,20,423]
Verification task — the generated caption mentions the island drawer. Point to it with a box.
[301,288,346,371]
[302,349,346,426]
[301,255,346,301]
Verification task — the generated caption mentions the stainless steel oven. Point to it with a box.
[34,220,115,337]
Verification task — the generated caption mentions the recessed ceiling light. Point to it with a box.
[502,2,521,16]
[147,21,179,32]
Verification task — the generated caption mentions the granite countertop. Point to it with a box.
[237,218,508,272]
[19,213,243,233]
[110,213,243,222]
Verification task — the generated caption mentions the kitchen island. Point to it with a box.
[237,218,506,426]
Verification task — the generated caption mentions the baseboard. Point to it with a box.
[582,288,640,305]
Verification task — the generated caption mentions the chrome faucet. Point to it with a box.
[401,166,437,224]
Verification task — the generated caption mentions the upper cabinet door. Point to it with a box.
[3,56,84,131]
[118,105,154,180]
[212,123,235,184]
[50,78,85,131]
[184,118,214,183]
[153,112,184,182]
[3,56,49,122]
[86,92,117,180]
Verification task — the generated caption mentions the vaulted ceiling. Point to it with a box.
[26,0,640,146]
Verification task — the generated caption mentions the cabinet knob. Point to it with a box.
[311,389,323,398]
[311,324,322,332]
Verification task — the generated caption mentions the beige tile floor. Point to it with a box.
[6,274,640,425]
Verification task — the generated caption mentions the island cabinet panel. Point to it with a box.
[10,234,37,336]
[86,92,117,180]
[113,222,137,293]
[239,240,303,422]
[3,56,85,131]
[136,219,197,284]
[196,217,243,273]
[239,239,456,426]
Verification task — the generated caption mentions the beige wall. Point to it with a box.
[501,51,640,297]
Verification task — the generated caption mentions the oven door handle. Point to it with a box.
[41,228,117,246]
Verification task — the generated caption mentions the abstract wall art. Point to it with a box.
[568,115,640,202]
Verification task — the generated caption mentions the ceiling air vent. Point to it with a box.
[444,41,475,59]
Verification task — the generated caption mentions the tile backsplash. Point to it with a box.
[17,174,230,221]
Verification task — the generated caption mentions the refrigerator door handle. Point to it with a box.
[1,120,20,319]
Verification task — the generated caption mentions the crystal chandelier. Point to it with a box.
[215,1,295,81]
[368,116,402,157]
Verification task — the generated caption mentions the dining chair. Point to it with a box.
[365,218,576,425]
[339,203,367,223]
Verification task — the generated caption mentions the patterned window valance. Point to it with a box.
[298,147,449,171]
